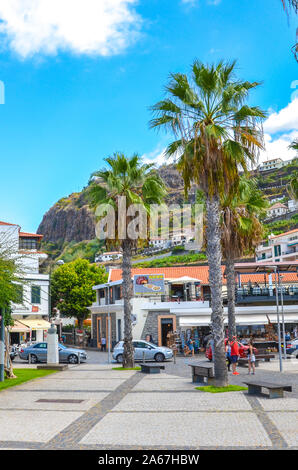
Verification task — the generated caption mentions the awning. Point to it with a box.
[178,313,298,328]
[169,276,202,284]
[20,319,51,330]
[9,320,31,333]
[179,316,212,327]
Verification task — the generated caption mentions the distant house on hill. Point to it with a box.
[258,158,292,172]
[95,251,122,263]
[267,202,288,219]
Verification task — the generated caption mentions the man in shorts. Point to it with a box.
[230,335,242,375]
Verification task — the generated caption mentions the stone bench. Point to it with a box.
[188,362,215,384]
[140,364,165,374]
[244,380,292,399]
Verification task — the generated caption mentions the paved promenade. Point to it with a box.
[0,358,297,450]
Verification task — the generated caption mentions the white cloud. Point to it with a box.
[142,144,178,167]
[260,98,298,163]
[263,98,298,134]
[0,0,141,58]
[260,130,298,163]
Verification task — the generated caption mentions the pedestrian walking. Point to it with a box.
[101,337,106,352]
[209,337,215,362]
[225,339,232,371]
[230,335,242,375]
[247,339,256,375]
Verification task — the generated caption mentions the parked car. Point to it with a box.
[112,340,173,363]
[4,345,17,361]
[286,338,298,357]
[19,342,87,364]
[205,339,258,361]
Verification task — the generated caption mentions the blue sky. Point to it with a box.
[0,0,297,233]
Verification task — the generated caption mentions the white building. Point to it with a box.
[0,221,50,344]
[258,158,293,172]
[256,228,298,263]
[267,202,288,219]
[288,199,298,212]
[95,251,122,263]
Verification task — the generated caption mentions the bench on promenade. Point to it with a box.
[244,380,292,399]
[238,358,260,368]
[140,363,165,374]
[255,354,275,362]
[188,362,215,384]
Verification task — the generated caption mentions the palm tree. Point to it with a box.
[88,153,167,368]
[281,1,298,61]
[287,170,298,200]
[150,60,266,386]
[221,177,268,340]
[281,1,298,13]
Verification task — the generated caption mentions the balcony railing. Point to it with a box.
[236,285,298,303]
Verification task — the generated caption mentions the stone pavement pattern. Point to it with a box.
[0,359,297,450]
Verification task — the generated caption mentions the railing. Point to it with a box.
[236,285,298,299]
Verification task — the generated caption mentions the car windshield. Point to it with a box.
[58,343,67,349]
[146,342,156,348]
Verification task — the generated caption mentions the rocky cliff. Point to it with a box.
[37,191,95,244]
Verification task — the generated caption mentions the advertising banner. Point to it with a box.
[133,274,165,296]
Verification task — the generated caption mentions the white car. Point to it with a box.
[112,340,173,363]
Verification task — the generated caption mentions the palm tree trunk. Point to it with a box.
[206,195,228,387]
[122,239,135,368]
[4,328,16,379]
[226,256,236,341]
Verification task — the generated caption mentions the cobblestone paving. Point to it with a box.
[0,358,296,450]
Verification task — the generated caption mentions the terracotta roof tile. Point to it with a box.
[109,265,298,285]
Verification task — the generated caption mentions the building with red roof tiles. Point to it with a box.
[88,262,298,350]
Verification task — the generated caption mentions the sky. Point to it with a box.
[0,0,297,233]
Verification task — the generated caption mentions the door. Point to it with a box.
[97,318,102,348]
[161,318,173,346]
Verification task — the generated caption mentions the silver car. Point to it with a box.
[19,342,87,364]
[112,340,173,363]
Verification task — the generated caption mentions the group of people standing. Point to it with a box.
[225,336,256,375]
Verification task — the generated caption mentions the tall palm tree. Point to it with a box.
[88,153,167,368]
[150,60,266,386]
[287,170,298,200]
[221,177,268,340]
[281,0,298,61]
[281,0,298,13]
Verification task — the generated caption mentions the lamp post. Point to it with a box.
[49,259,64,337]
[278,274,286,360]
[107,283,111,364]
[266,265,283,372]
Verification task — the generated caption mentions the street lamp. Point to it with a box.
[265,265,283,372]
[49,259,65,337]
[278,274,287,360]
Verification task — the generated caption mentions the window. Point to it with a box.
[14,284,23,304]
[19,238,39,250]
[31,285,41,304]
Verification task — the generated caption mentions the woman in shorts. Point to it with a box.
[247,339,256,375]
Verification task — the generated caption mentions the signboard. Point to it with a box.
[133,274,165,296]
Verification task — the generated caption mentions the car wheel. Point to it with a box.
[116,354,123,363]
[68,354,79,364]
[29,354,38,364]
[154,353,165,362]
